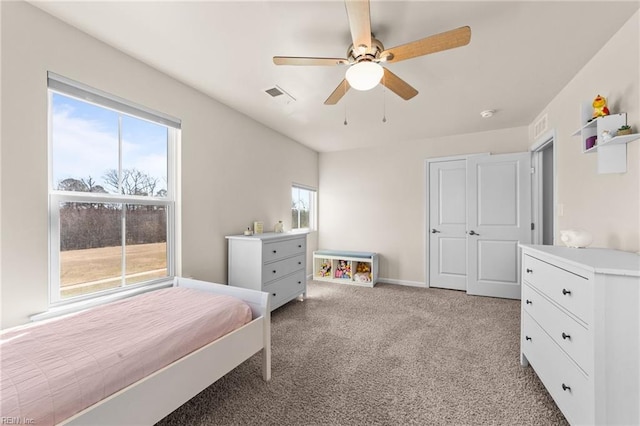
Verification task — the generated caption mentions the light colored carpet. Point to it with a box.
[157,281,567,425]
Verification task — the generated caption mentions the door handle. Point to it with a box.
[468,230,479,236]
[431,229,441,234]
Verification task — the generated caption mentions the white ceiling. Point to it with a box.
[31,1,640,153]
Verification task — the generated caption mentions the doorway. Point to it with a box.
[531,132,556,245]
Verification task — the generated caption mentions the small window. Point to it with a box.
[48,73,180,304]
[291,184,317,231]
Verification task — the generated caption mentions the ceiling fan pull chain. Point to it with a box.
[382,75,387,123]
[344,103,348,126]
[344,80,348,125]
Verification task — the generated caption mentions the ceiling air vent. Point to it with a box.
[264,85,296,106]
[265,87,284,97]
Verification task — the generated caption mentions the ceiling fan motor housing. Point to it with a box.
[348,37,385,63]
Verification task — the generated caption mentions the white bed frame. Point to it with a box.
[60,277,271,425]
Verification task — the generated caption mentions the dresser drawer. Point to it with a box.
[263,237,306,263]
[265,270,306,308]
[522,311,593,425]
[523,284,592,374]
[523,254,592,324]
[262,254,305,283]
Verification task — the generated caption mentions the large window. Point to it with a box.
[48,73,179,303]
[291,184,317,231]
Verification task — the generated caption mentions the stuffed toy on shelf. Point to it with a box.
[354,262,372,282]
[592,94,610,119]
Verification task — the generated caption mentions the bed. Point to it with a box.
[0,277,271,425]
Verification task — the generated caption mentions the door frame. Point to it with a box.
[530,129,557,245]
[424,153,489,288]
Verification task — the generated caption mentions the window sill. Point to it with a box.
[289,228,315,234]
[30,280,173,322]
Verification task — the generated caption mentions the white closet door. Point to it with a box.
[466,152,531,299]
[428,160,467,291]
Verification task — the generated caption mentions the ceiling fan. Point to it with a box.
[273,0,471,105]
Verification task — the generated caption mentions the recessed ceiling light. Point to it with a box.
[480,110,495,118]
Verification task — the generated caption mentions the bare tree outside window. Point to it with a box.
[103,169,164,197]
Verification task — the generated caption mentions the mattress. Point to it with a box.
[0,287,252,425]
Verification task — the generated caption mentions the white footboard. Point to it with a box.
[61,278,270,425]
[175,277,271,382]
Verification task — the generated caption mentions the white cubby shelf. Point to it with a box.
[313,250,379,288]
[572,103,639,174]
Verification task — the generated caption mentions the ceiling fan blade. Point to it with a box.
[345,0,372,53]
[324,79,351,105]
[273,56,349,66]
[382,26,471,63]
[381,68,418,100]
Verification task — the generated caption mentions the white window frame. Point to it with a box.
[47,73,180,306]
[291,183,317,232]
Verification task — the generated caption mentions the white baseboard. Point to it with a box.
[378,278,427,288]
[308,274,426,289]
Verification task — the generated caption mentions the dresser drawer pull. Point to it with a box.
[562,288,572,295]
[272,270,277,274]
[562,332,571,340]
[526,268,533,273]
[562,383,571,392]
[298,281,302,284]
[272,293,276,297]
[298,244,302,248]
[525,299,532,305]
[525,336,532,341]
[273,250,277,254]
[298,261,302,265]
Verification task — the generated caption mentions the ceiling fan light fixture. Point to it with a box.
[345,62,383,91]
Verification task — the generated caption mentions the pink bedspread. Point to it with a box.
[0,287,252,425]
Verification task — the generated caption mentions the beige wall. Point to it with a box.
[319,127,530,285]
[0,1,318,328]
[529,11,639,252]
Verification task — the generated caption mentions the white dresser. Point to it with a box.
[520,244,640,425]
[226,232,307,311]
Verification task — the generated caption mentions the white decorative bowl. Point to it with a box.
[560,229,593,248]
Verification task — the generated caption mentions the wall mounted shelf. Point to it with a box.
[572,104,638,174]
[581,133,640,154]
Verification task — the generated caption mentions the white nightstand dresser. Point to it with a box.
[226,232,307,311]
[520,244,640,425]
